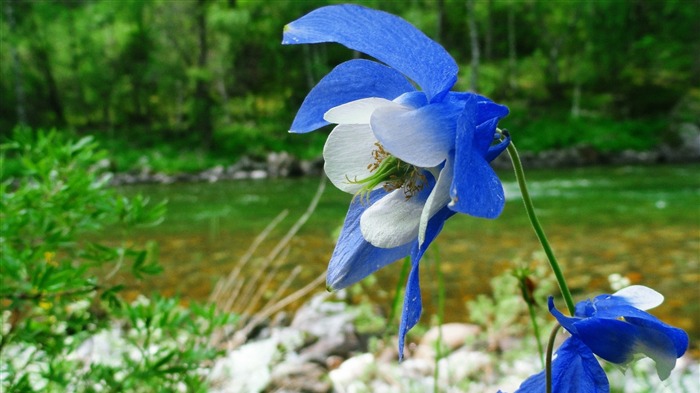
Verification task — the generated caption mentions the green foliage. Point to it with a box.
[507,110,669,152]
[466,261,556,361]
[0,128,234,392]
[1,0,696,160]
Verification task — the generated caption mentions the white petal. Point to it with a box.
[360,190,423,248]
[323,124,377,193]
[370,102,455,168]
[418,161,451,246]
[323,97,395,124]
[614,285,664,311]
[634,338,676,380]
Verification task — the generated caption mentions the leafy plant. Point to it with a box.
[0,128,233,392]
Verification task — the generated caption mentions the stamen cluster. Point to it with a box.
[348,142,426,202]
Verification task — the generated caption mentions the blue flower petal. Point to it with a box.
[473,117,502,154]
[623,315,689,379]
[283,4,458,102]
[449,95,506,219]
[290,59,415,133]
[573,317,638,365]
[574,314,684,379]
[370,100,462,167]
[548,297,581,335]
[486,131,511,162]
[551,296,689,380]
[575,296,689,367]
[514,337,609,393]
[447,92,510,125]
[326,189,413,290]
[397,206,455,360]
[394,91,428,108]
[398,251,422,361]
[476,98,510,125]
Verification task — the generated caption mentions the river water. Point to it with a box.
[108,164,700,344]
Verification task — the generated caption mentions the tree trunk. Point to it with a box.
[484,0,493,61]
[571,83,581,118]
[467,0,480,92]
[194,0,213,149]
[436,0,445,43]
[507,5,517,94]
[3,0,27,126]
[33,26,66,126]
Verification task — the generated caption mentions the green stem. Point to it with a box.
[546,324,562,393]
[525,287,545,368]
[432,246,445,393]
[514,268,545,367]
[506,139,576,315]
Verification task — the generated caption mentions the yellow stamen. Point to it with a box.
[347,143,426,203]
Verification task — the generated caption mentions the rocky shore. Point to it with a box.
[204,292,699,392]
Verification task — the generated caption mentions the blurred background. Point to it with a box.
[2,1,699,390]
[2,0,698,167]
[2,0,699,340]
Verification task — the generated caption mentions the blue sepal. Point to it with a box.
[397,206,455,360]
[449,95,506,219]
[283,4,458,102]
[326,188,413,290]
[290,59,414,133]
[514,337,609,393]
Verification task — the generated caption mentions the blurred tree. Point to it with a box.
[0,0,696,156]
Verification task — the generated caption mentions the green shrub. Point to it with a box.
[1,128,234,392]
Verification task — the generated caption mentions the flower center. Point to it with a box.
[347,142,426,203]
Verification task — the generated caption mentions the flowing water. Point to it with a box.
[106,164,700,344]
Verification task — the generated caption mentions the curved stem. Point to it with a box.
[505,137,576,315]
[546,324,562,393]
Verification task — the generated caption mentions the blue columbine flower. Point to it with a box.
[513,285,689,392]
[283,4,509,357]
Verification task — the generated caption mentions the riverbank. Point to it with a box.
[108,125,700,186]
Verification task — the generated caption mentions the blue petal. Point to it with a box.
[474,117,502,154]
[370,100,462,167]
[449,95,506,218]
[283,4,458,102]
[326,188,413,290]
[398,251,422,361]
[623,315,689,379]
[548,296,581,335]
[290,59,415,133]
[585,294,666,320]
[394,91,428,108]
[514,337,609,393]
[625,316,689,359]
[577,297,689,360]
[447,92,510,125]
[486,131,511,162]
[573,317,638,365]
[552,296,689,379]
[397,206,455,360]
[476,98,510,125]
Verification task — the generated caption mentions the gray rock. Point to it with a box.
[290,293,362,362]
[267,151,303,178]
[413,323,481,360]
[270,360,331,393]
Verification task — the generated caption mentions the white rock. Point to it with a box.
[414,323,481,360]
[208,337,278,393]
[329,353,376,392]
[437,349,492,386]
